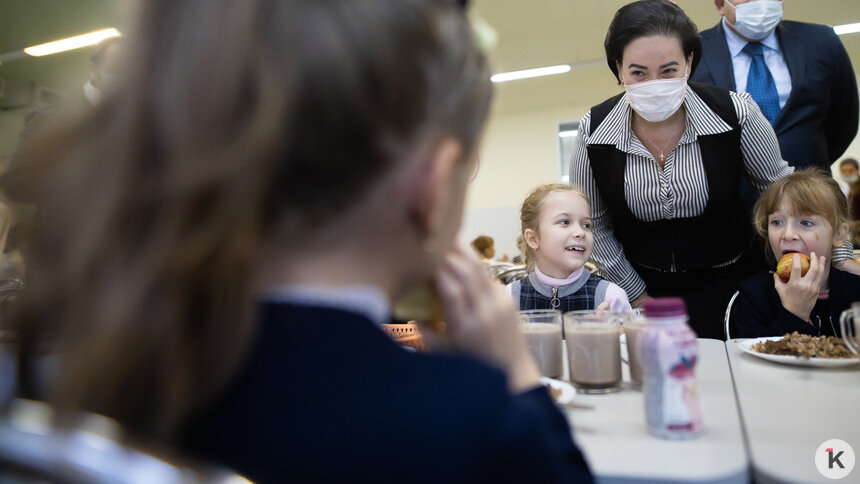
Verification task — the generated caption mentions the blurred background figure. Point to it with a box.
[11,37,124,173]
[835,158,859,247]
[838,157,859,198]
[82,37,123,105]
[512,235,525,264]
[0,202,25,281]
[3,37,124,289]
[470,234,496,260]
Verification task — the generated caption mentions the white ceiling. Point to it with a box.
[473,0,860,115]
[2,0,859,121]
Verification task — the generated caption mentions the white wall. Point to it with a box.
[460,101,594,259]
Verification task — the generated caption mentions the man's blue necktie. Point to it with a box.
[743,42,779,125]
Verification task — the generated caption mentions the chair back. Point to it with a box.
[0,277,23,337]
[497,266,527,285]
[0,398,251,483]
[724,290,740,340]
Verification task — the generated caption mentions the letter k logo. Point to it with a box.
[816,440,854,479]
[828,448,845,469]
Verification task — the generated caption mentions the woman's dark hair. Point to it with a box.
[604,0,701,83]
[6,0,491,441]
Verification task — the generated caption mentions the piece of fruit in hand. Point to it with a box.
[776,252,810,283]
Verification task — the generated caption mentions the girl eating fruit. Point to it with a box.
[733,169,860,338]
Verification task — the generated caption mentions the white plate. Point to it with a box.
[734,337,860,368]
[540,377,576,405]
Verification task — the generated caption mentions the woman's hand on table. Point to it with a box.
[432,243,541,394]
[774,252,826,322]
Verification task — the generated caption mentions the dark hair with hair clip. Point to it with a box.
[604,0,701,83]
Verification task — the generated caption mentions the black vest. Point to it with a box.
[518,273,604,312]
[586,82,749,272]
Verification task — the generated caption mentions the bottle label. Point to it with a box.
[642,322,703,438]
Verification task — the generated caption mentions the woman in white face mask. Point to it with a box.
[569,0,793,340]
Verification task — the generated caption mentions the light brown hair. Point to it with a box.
[6,0,491,441]
[470,235,494,258]
[519,184,590,271]
[753,168,850,240]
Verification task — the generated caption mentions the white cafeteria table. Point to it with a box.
[726,338,860,484]
[563,339,749,484]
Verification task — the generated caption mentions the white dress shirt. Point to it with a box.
[722,17,792,110]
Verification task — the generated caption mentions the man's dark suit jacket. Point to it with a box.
[692,20,858,169]
[178,303,593,483]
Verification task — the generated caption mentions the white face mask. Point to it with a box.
[842,174,859,184]
[726,0,783,41]
[623,75,688,123]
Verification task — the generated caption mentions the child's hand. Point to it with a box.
[773,252,826,322]
[433,243,540,393]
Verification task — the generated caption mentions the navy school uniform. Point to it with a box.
[179,303,594,483]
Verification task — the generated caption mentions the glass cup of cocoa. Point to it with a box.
[518,309,563,379]
[564,310,622,393]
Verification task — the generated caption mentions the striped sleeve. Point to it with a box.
[833,240,855,262]
[732,91,793,191]
[569,113,646,301]
[730,92,853,261]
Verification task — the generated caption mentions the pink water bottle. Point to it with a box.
[639,297,702,439]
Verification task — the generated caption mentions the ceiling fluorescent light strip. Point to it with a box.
[24,28,121,57]
[491,64,571,83]
[834,22,860,35]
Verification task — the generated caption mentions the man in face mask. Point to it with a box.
[83,38,123,105]
[838,158,859,197]
[11,38,123,172]
[691,0,858,172]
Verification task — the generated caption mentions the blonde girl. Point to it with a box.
[507,183,630,313]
